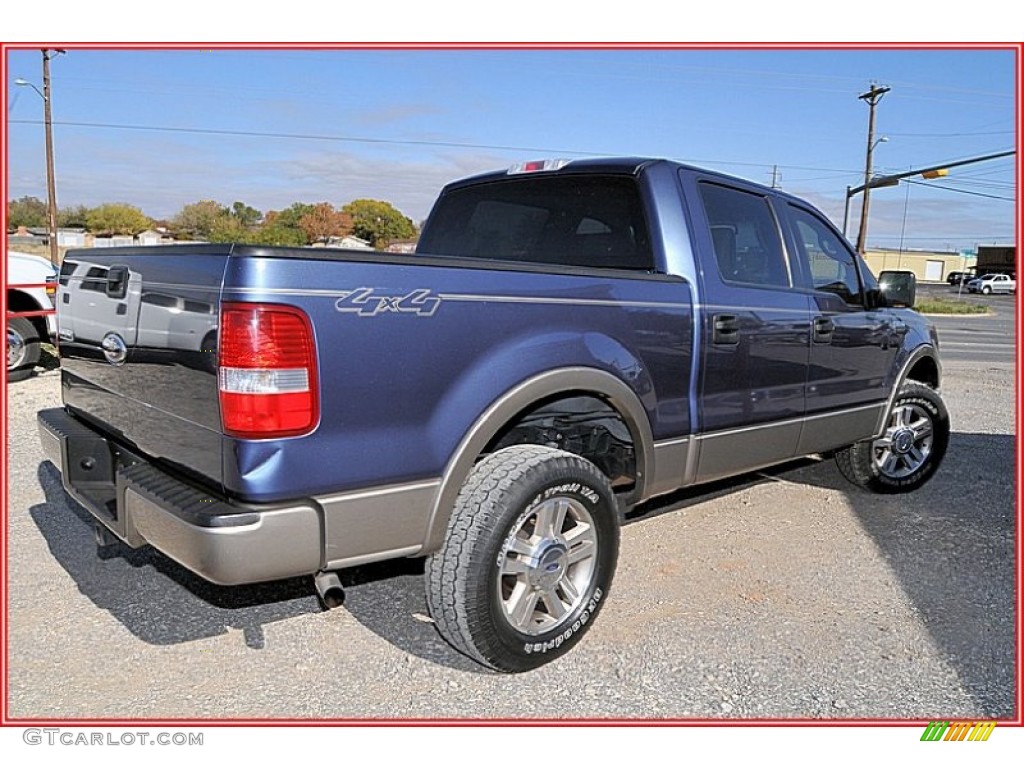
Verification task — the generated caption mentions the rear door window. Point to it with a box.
[698,182,791,289]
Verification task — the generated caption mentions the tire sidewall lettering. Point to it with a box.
[523,588,603,655]
[489,470,614,660]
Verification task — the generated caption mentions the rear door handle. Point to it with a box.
[712,314,740,345]
[813,316,835,344]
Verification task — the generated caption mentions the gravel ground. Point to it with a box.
[5,341,1016,721]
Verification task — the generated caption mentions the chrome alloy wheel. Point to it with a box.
[872,402,934,479]
[7,327,26,370]
[496,495,598,636]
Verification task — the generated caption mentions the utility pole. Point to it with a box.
[769,165,781,189]
[854,83,890,255]
[42,49,61,267]
[14,50,64,266]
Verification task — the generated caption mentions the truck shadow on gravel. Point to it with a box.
[760,431,1016,718]
[30,430,1016,690]
[31,462,320,651]
[30,461,479,670]
[332,560,487,672]
[364,427,1012,681]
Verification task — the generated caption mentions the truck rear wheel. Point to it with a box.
[835,381,949,493]
[425,445,619,672]
[7,317,41,382]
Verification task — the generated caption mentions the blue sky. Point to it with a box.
[5,46,1018,251]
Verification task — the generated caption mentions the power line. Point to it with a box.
[9,117,874,176]
[886,234,1014,240]
[9,119,1016,206]
[886,129,1015,138]
[9,118,604,157]
[904,179,1015,201]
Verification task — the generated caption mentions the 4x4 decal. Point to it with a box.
[335,288,442,317]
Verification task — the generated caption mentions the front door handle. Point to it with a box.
[713,314,740,345]
[813,316,835,344]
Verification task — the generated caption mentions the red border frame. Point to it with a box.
[1,40,1021,730]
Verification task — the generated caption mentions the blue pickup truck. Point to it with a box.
[39,158,947,672]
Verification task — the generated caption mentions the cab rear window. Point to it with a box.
[417,175,654,272]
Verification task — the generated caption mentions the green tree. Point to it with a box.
[171,200,229,239]
[207,216,248,243]
[7,196,48,228]
[342,199,416,249]
[298,202,353,244]
[85,203,152,236]
[269,202,315,231]
[57,204,91,228]
[261,203,315,245]
[249,224,308,247]
[229,201,262,228]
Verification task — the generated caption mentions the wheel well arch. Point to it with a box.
[874,346,942,437]
[485,392,639,491]
[423,368,654,554]
[904,355,939,389]
[6,289,49,340]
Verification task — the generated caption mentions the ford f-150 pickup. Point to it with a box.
[38,158,948,672]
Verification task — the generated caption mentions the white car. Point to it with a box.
[966,273,1016,295]
[6,250,58,381]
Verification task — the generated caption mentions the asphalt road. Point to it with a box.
[5,302,1017,720]
[919,283,1016,365]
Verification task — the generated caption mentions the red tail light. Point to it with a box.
[218,303,319,438]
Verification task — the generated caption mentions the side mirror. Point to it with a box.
[105,265,130,300]
[878,270,916,308]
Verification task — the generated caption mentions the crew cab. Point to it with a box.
[38,158,948,672]
[966,273,1016,294]
[7,250,57,381]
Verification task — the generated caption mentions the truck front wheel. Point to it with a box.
[835,381,949,493]
[425,445,619,672]
[7,317,41,382]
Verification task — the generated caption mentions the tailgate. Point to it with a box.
[57,245,232,490]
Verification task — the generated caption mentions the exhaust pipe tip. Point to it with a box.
[314,571,345,610]
[94,522,119,548]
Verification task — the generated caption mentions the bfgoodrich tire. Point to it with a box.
[836,381,949,493]
[425,445,619,672]
[7,317,41,383]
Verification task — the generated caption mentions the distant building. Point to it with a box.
[863,247,965,283]
[975,244,1016,278]
[93,235,134,248]
[56,228,87,248]
[137,229,175,246]
[326,234,373,250]
[7,226,47,247]
[7,226,183,252]
[387,239,419,254]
